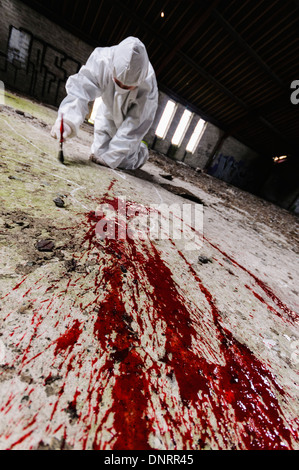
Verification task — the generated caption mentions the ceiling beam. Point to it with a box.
[155,0,221,76]
[111,0,295,153]
[201,0,288,92]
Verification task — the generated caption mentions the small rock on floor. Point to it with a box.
[36,239,55,252]
[198,255,213,264]
[53,197,65,208]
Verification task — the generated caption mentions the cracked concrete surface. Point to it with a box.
[0,92,298,450]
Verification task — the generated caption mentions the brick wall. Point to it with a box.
[0,0,93,106]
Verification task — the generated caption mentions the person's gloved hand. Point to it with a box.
[51,119,72,140]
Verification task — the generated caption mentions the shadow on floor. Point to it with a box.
[62,157,206,205]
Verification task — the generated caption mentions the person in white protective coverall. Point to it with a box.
[51,37,158,170]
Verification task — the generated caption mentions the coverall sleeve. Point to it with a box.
[58,49,107,137]
[102,88,158,169]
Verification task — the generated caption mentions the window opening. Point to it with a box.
[171,109,193,147]
[155,100,177,139]
[186,118,206,153]
[273,155,287,164]
[89,97,103,124]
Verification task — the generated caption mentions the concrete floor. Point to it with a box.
[0,92,298,450]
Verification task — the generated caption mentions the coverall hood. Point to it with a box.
[113,37,149,87]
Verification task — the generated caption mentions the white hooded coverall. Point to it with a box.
[56,37,158,170]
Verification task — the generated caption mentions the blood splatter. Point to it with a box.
[55,320,82,355]
[78,196,297,449]
[0,191,297,450]
[205,239,298,324]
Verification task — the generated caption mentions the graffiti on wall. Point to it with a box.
[208,152,255,189]
[0,26,82,106]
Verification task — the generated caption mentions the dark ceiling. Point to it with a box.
[20,0,299,158]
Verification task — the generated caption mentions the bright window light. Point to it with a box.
[89,97,103,124]
[155,100,177,139]
[171,110,192,146]
[186,118,206,153]
[273,155,287,164]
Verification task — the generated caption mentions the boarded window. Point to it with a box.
[7,27,31,68]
